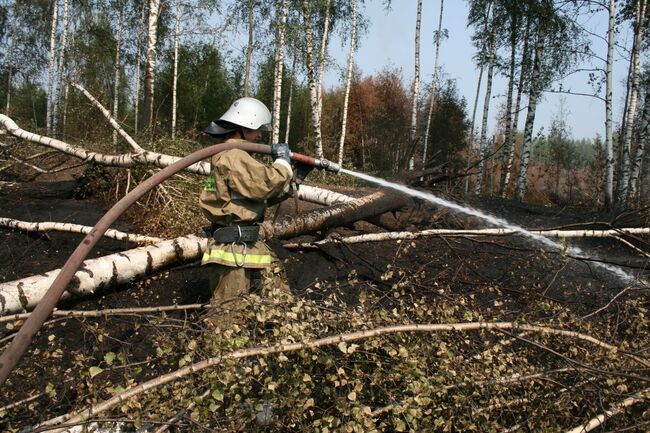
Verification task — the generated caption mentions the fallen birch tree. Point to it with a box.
[282,227,650,248]
[0,189,408,315]
[0,217,164,244]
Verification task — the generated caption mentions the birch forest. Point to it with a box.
[1,0,649,432]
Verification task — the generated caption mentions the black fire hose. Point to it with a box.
[0,142,340,387]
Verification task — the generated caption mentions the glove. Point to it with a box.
[270,143,291,164]
[295,162,314,183]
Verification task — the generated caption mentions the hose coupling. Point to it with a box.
[315,158,341,173]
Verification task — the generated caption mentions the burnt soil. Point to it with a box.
[1,169,649,430]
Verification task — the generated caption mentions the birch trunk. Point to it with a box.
[53,0,68,137]
[317,0,331,118]
[244,0,255,97]
[0,191,400,315]
[46,0,59,135]
[144,0,161,130]
[474,20,497,195]
[617,0,646,207]
[272,0,287,145]
[628,78,650,202]
[604,0,616,209]
[171,0,181,140]
[302,0,324,158]
[284,51,296,144]
[409,0,423,150]
[134,2,146,134]
[516,36,544,202]
[337,0,358,166]
[502,17,531,198]
[499,14,518,196]
[422,0,444,168]
[112,8,124,147]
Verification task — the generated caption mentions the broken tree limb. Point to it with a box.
[70,82,144,153]
[282,227,650,249]
[261,189,410,240]
[564,389,650,433]
[37,321,647,433]
[0,217,164,244]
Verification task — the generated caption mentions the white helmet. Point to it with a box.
[204,97,272,136]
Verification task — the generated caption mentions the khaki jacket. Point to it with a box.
[199,139,293,268]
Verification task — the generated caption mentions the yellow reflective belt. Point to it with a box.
[202,249,272,266]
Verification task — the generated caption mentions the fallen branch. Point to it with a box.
[565,389,650,433]
[36,322,648,432]
[282,227,650,249]
[0,303,211,324]
[0,217,164,245]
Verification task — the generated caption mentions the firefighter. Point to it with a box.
[200,97,306,326]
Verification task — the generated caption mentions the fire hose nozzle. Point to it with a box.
[315,158,341,173]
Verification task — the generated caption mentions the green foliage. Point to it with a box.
[157,43,236,134]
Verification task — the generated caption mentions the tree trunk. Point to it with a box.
[301,0,324,158]
[5,18,16,114]
[134,2,146,135]
[499,13,519,196]
[244,0,255,97]
[272,0,287,145]
[0,191,406,315]
[604,0,616,209]
[317,0,331,118]
[284,50,296,144]
[337,0,358,167]
[409,0,423,151]
[502,16,531,198]
[474,19,497,196]
[617,0,646,208]
[53,0,68,137]
[112,8,124,148]
[516,36,544,202]
[171,0,181,140]
[143,0,161,130]
[422,0,444,168]
[47,0,59,135]
[628,78,650,203]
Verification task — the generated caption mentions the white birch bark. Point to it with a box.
[272,0,287,145]
[0,218,163,245]
[316,0,331,117]
[134,2,146,134]
[47,0,59,135]
[112,8,124,147]
[337,0,358,167]
[617,0,646,207]
[284,50,296,144]
[144,0,161,129]
[302,0,324,158]
[516,36,544,202]
[244,0,255,97]
[171,0,181,140]
[502,17,531,198]
[422,0,444,168]
[628,78,650,202]
[499,14,518,195]
[0,234,206,315]
[409,0,423,149]
[604,0,616,208]
[474,21,497,195]
[52,0,68,137]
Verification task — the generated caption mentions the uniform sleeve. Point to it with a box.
[214,149,293,201]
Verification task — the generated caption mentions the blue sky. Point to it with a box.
[324,0,634,141]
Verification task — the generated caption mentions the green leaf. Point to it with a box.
[104,352,116,365]
[89,366,103,378]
